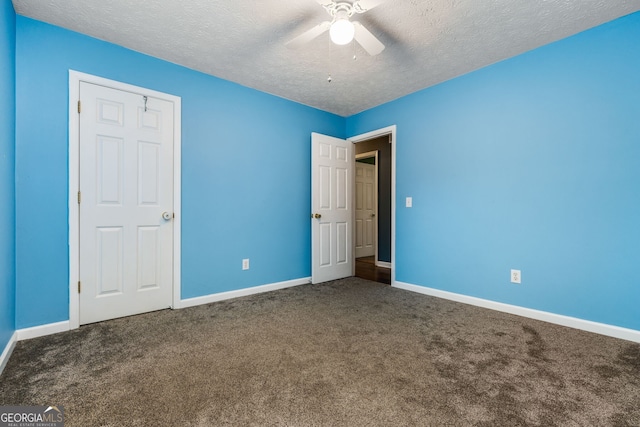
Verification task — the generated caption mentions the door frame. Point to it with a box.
[355,150,379,262]
[348,125,396,284]
[68,70,182,330]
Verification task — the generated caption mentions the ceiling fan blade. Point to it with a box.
[286,21,331,49]
[353,22,385,56]
[353,0,386,12]
[314,0,334,6]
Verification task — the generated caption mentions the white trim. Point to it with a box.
[349,125,396,283]
[0,332,17,375]
[68,70,182,329]
[355,151,378,159]
[69,72,80,330]
[16,321,71,341]
[176,277,311,309]
[393,281,640,343]
[376,261,392,269]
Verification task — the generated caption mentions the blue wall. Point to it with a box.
[15,17,345,328]
[12,10,640,333]
[347,12,640,331]
[0,0,16,351]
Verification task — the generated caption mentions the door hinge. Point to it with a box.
[77,191,81,204]
[77,100,81,114]
[78,281,81,293]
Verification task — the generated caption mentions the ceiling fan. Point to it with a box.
[286,0,386,56]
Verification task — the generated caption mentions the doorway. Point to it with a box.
[350,127,395,285]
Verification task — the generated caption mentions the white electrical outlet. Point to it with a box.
[242,259,250,270]
[511,269,521,284]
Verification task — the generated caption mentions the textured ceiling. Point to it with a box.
[12,0,640,117]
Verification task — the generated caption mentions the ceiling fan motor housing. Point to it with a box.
[323,2,358,20]
[286,0,386,56]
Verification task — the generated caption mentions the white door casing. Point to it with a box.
[355,160,377,258]
[311,132,353,283]
[70,72,181,326]
[348,125,396,283]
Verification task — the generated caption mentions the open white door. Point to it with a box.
[311,132,353,283]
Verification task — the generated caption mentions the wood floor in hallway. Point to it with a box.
[355,256,391,285]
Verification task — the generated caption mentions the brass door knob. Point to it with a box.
[314,213,322,219]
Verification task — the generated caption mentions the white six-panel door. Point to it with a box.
[355,161,376,258]
[311,133,353,284]
[79,82,174,324]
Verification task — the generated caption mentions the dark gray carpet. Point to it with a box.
[1,278,639,426]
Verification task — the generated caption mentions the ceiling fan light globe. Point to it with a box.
[330,19,355,45]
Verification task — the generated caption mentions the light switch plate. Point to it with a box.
[406,197,412,208]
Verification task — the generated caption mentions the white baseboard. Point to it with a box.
[0,332,17,376]
[176,277,312,309]
[376,261,392,269]
[393,281,640,343]
[2,323,71,375]
[16,321,71,341]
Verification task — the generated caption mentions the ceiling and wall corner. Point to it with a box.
[11,0,640,117]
